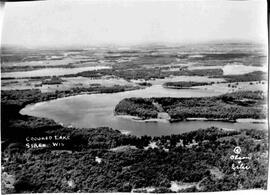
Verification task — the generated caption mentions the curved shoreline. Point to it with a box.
[19,85,144,115]
[163,86,203,90]
[114,113,266,124]
[115,114,169,123]
[18,86,267,134]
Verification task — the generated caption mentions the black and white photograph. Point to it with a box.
[0,0,268,193]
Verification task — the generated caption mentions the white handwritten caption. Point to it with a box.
[230,146,251,171]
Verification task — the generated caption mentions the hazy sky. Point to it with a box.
[1,0,267,48]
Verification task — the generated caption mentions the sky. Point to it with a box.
[1,0,268,48]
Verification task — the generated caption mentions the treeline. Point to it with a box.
[115,98,158,119]
[114,91,266,121]
[2,65,225,81]
[153,91,266,121]
[197,53,251,60]
[2,125,268,193]
[42,76,63,85]
[1,86,137,146]
[216,71,267,82]
[1,84,140,108]
[1,88,268,193]
[74,66,223,81]
[163,81,212,89]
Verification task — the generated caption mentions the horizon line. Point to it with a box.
[1,39,267,50]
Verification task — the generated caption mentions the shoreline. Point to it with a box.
[162,86,203,90]
[18,85,144,113]
[115,113,266,124]
[116,114,169,123]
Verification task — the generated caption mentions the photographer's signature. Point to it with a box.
[230,146,251,171]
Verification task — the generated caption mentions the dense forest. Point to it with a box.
[1,88,268,193]
[216,71,267,82]
[2,124,268,193]
[115,98,159,119]
[115,91,266,121]
[72,67,224,81]
[163,81,212,89]
[1,84,140,106]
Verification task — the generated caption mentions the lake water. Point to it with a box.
[1,66,111,78]
[188,63,267,75]
[20,83,266,137]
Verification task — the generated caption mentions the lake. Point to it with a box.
[20,80,267,137]
[1,66,111,78]
[188,63,267,75]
